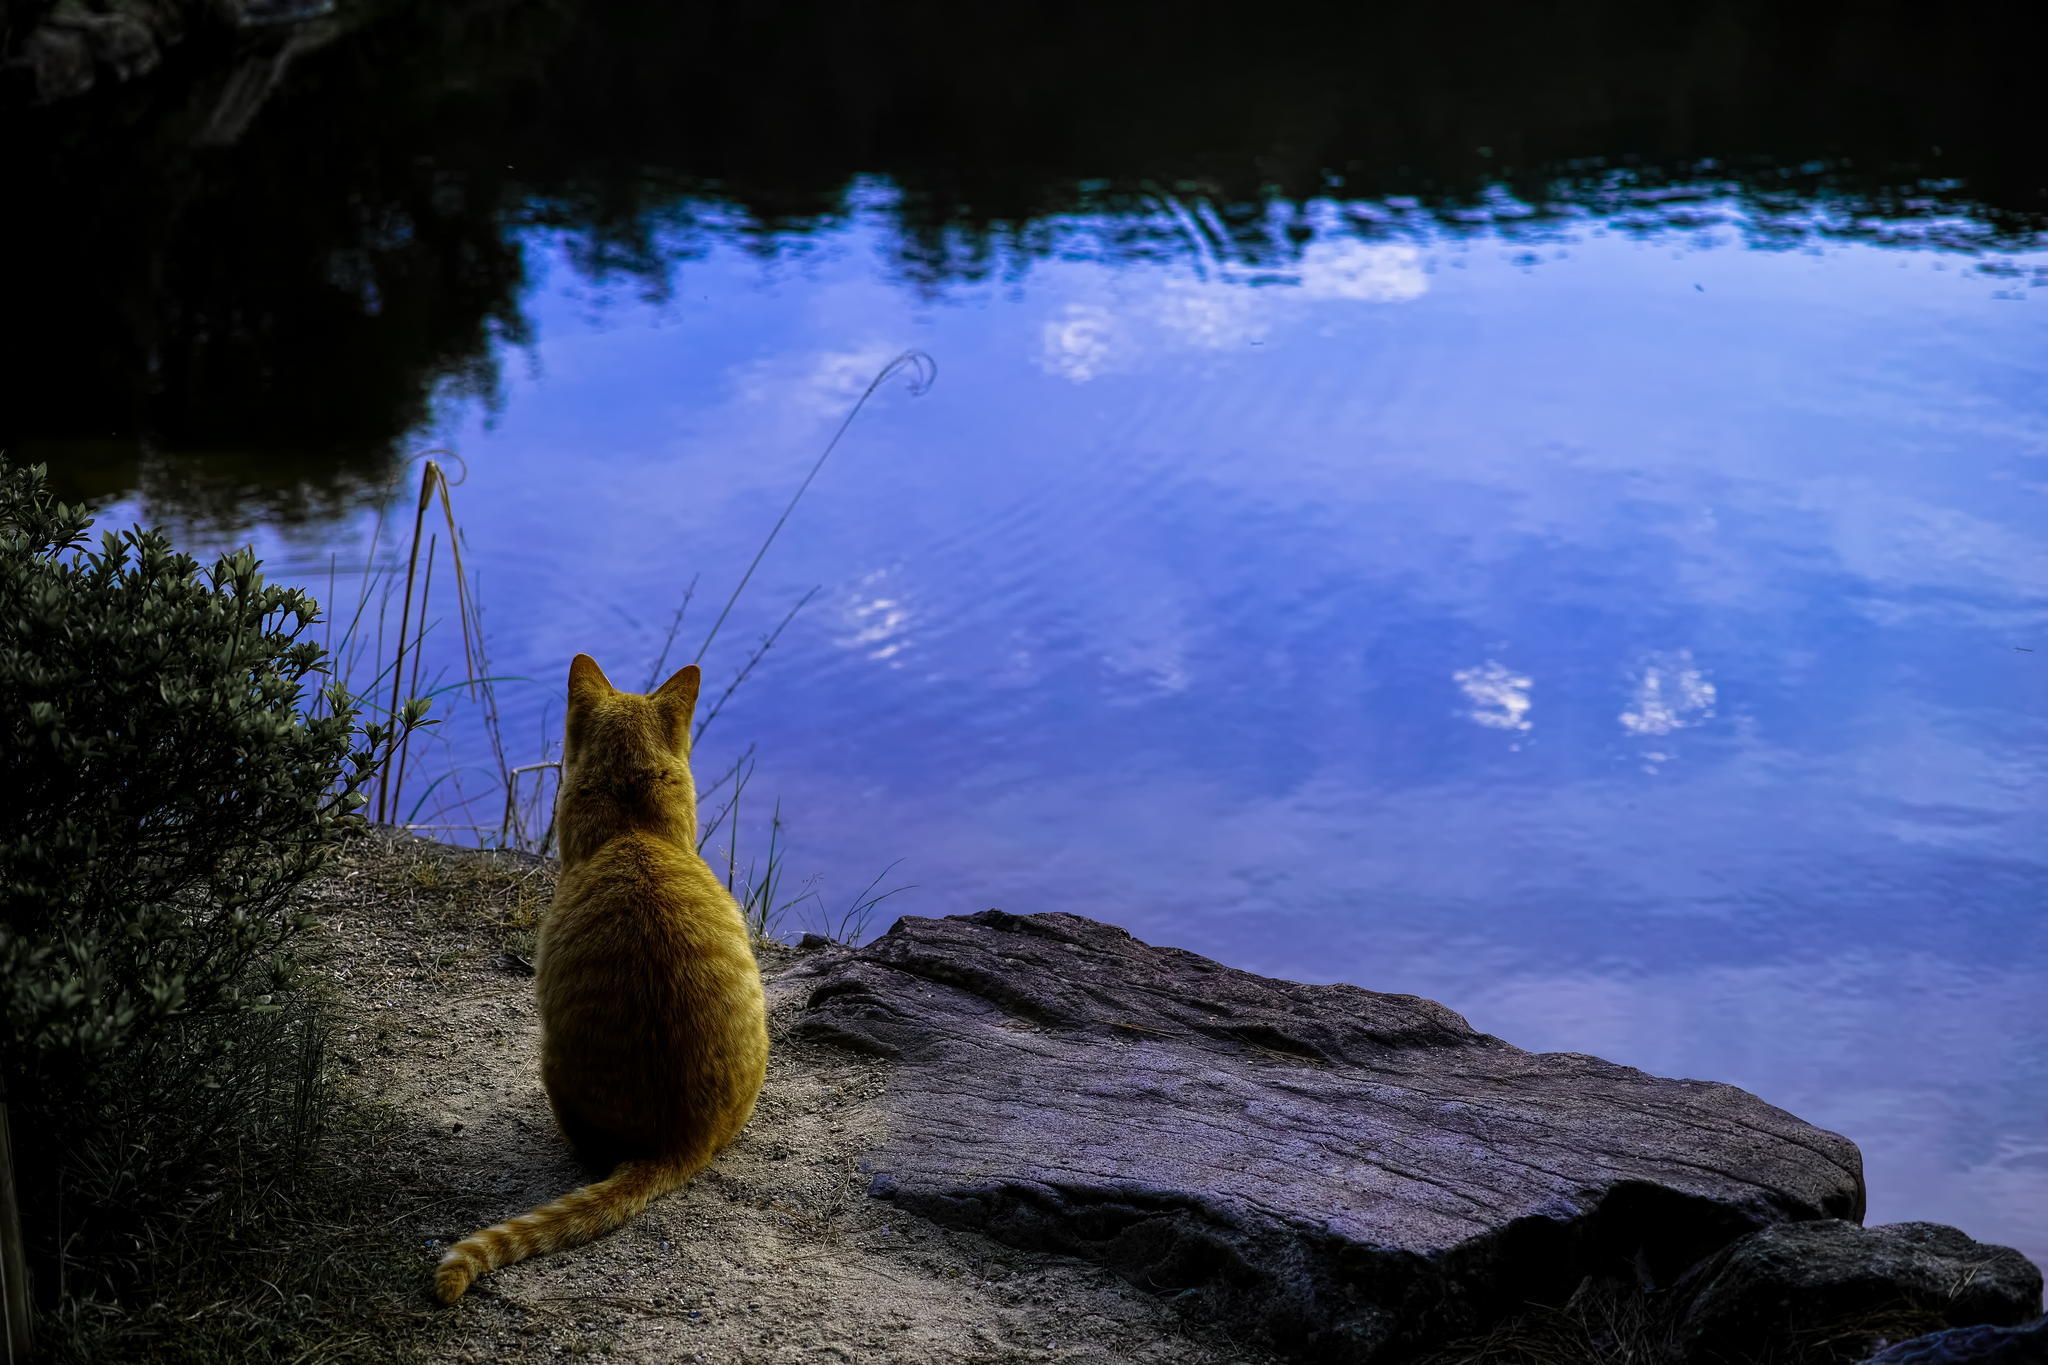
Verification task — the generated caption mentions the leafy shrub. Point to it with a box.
[0,459,420,1300]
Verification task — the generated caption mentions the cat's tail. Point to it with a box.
[433,1152,705,1303]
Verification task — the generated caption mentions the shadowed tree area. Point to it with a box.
[3,0,2042,516]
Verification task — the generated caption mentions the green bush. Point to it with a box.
[0,459,420,1301]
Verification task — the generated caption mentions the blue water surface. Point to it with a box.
[133,188,2048,1263]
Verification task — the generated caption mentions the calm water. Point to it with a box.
[9,0,2046,1266]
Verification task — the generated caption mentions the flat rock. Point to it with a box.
[1859,1316,2048,1365]
[1669,1221,2044,1363]
[792,910,1866,1361]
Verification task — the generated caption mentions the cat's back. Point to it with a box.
[538,833,766,1151]
[541,836,761,1038]
[548,833,746,949]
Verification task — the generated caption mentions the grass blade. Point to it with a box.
[692,349,935,667]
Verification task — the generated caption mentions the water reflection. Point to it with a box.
[8,0,2048,505]
[1454,662,1535,734]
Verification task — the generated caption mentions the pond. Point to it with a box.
[8,0,2045,1267]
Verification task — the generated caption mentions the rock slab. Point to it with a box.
[793,911,1867,1361]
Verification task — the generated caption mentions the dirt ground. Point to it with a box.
[305,831,1278,1365]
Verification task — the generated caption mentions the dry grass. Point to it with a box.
[33,1005,452,1364]
[326,831,556,969]
[1408,1276,1975,1365]
[1409,1277,1673,1365]
[36,1117,445,1364]
[28,832,553,1364]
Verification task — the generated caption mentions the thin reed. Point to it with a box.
[330,352,934,942]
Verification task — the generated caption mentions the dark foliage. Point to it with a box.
[0,458,419,1304]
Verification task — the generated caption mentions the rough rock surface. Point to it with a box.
[791,910,1868,1362]
[1859,1316,2048,1365]
[1671,1221,2045,1363]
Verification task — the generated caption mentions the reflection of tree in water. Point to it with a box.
[5,0,2041,518]
[3,0,561,520]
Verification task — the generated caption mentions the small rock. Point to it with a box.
[1858,1315,2048,1364]
[1673,1221,2044,1363]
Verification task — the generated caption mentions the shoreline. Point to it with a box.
[280,829,2042,1363]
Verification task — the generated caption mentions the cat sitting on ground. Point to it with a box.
[435,655,770,1303]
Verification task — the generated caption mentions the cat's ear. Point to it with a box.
[653,664,700,733]
[568,653,614,705]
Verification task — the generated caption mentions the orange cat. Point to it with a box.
[434,655,769,1303]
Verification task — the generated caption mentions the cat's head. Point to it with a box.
[557,654,702,855]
